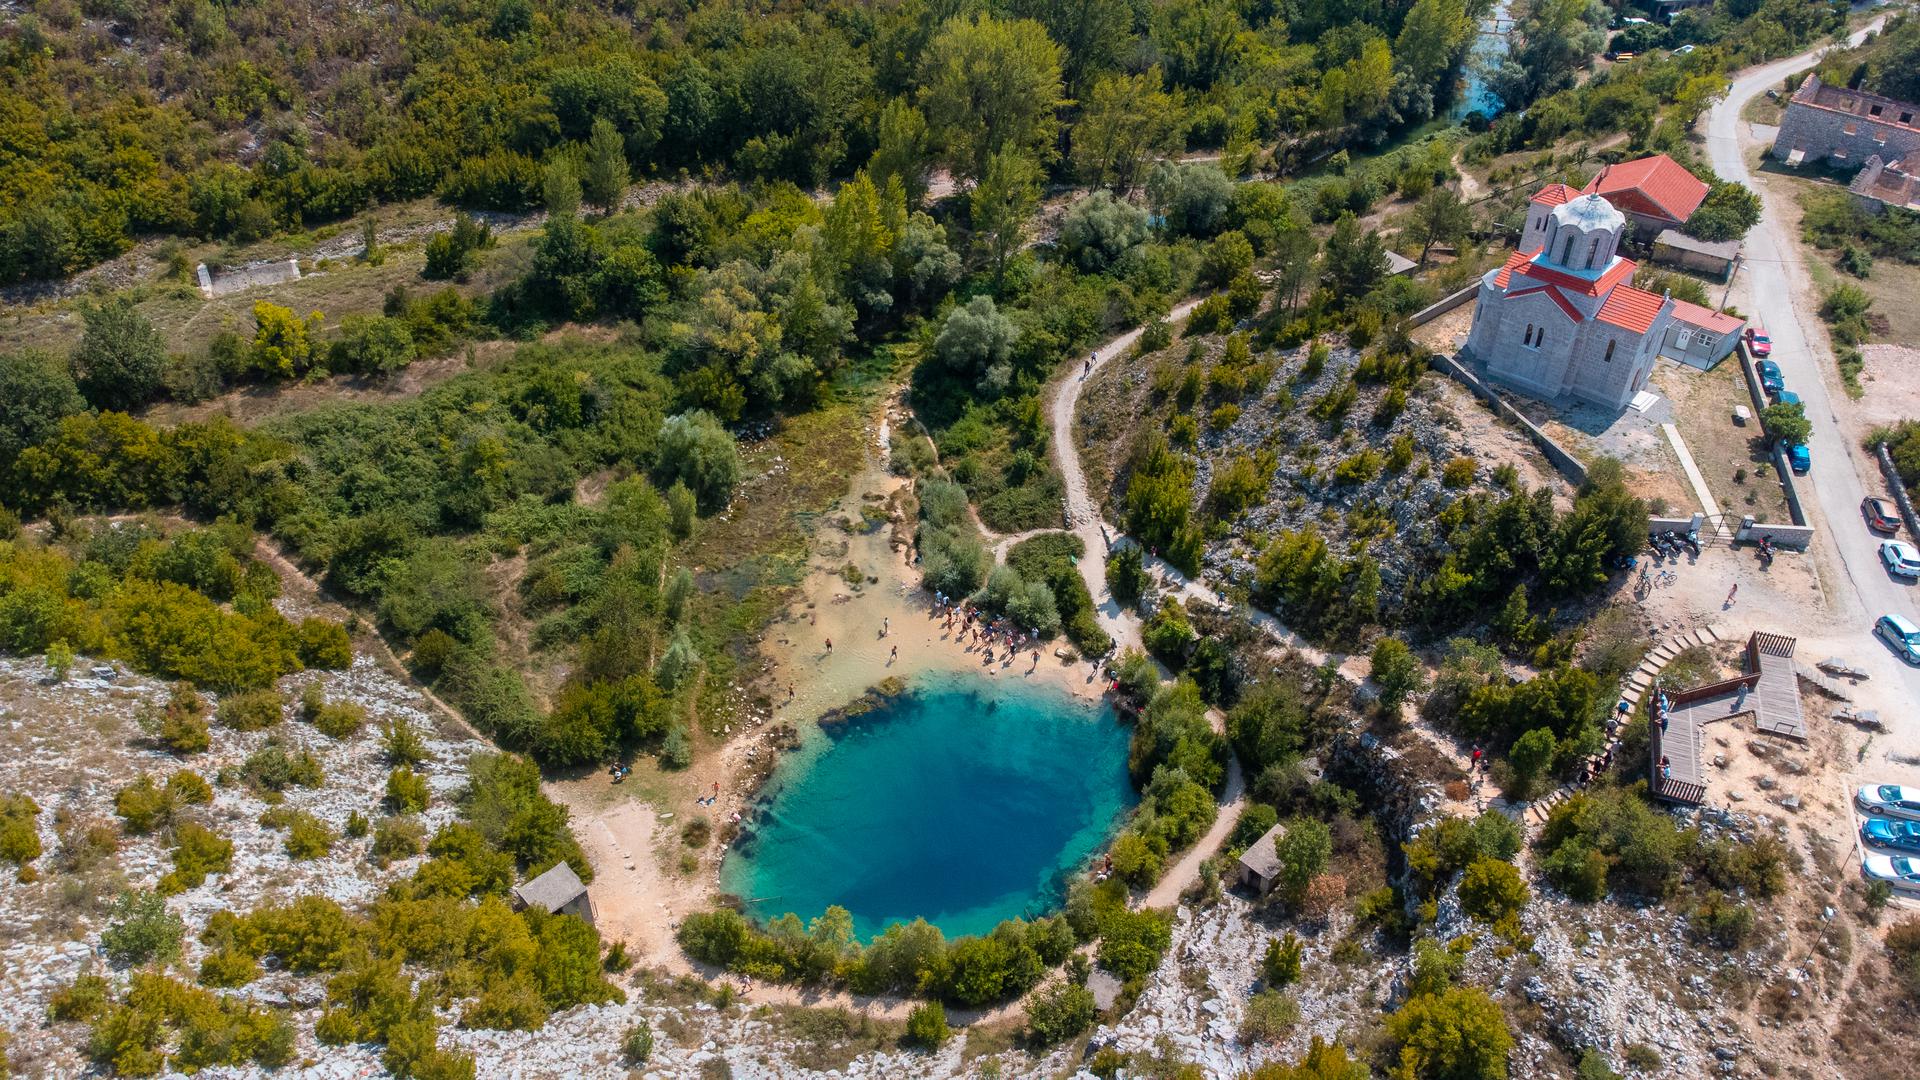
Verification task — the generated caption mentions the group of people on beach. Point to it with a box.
[932,591,1044,670]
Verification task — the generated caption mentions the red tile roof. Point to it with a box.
[1514,254,1637,297]
[1583,154,1710,224]
[1530,183,1580,207]
[1596,285,1667,334]
[1508,284,1585,322]
[1669,299,1744,335]
[1491,250,1529,288]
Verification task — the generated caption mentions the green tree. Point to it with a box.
[0,349,86,463]
[655,411,741,512]
[1071,68,1186,193]
[1507,727,1556,797]
[1060,191,1150,272]
[249,302,323,378]
[1023,982,1095,1046]
[1322,213,1387,298]
[1408,187,1472,266]
[1370,638,1424,711]
[1277,817,1332,902]
[1004,0,1133,94]
[933,296,1018,385]
[582,118,631,214]
[1760,401,1811,448]
[544,159,582,219]
[869,100,933,206]
[1385,985,1514,1080]
[1151,0,1247,90]
[1684,182,1762,243]
[71,298,167,411]
[970,149,1042,284]
[1395,0,1472,86]
[918,14,1065,182]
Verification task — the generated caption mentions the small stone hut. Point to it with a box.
[510,862,595,924]
[1237,824,1286,896]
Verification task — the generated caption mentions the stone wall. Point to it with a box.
[1773,91,1920,167]
[1427,352,1591,487]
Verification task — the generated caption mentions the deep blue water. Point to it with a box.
[720,670,1135,941]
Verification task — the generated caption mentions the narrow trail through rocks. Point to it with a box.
[1044,300,1481,856]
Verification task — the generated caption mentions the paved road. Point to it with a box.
[1702,15,1920,732]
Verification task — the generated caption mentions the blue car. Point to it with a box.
[1788,443,1810,473]
[1864,817,1920,853]
[1757,360,1784,394]
[1776,389,1802,407]
[1878,613,1920,664]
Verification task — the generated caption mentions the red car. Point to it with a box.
[1865,496,1902,534]
[1745,326,1772,358]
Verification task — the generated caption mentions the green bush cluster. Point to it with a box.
[1005,532,1112,655]
[0,523,348,693]
[679,904,1098,1009]
[82,972,293,1077]
[159,823,234,895]
[216,689,284,732]
[301,687,367,739]
[0,792,41,869]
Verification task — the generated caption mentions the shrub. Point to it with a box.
[622,1022,654,1064]
[346,811,370,838]
[241,741,325,794]
[1240,988,1300,1043]
[296,619,354,669]
[387,768,431,813]
[114,776,177,835]
[303,691,367,739]
[0,792,41,867]
[199,949,262,988]
[101,890,186,966]
[383,719,431,768]
[1385,986,1513,1080]
[904,1001,950,1049]
[371,816,427,867]
[1441,456,1476,488]
[1262,931,1303,988]
[1688,891,1754,948]
[49,973,112,1022]
[283,812,337,860]
[216,690,284,732]
[1024,983,1095,1047]
[159,823,234,895]
[1458,857,1529,923]
[169,770,213,805]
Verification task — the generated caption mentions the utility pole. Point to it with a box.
[1719,252,1743,309]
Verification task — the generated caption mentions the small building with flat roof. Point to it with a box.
[510,862,596,924]
[1650,229,1739,280]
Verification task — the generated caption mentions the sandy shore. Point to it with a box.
[559,391,1112,981]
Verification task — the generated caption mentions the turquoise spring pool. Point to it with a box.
[719,670,1136,941]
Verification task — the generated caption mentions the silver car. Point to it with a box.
[1864,854,1920,895]
[1858,784,1920,821]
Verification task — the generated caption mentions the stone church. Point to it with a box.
[1463,187,1674,412]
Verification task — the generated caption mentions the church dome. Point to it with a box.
[1551,193,1625,233]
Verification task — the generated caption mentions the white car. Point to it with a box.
[1858,784,1920,821]
[1864,854,1920,895]
[1882,540,1920,579]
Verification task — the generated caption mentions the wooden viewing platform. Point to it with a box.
[1651,631,1807,805]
